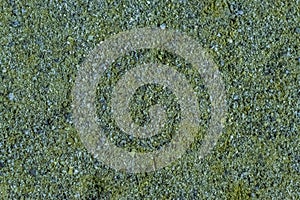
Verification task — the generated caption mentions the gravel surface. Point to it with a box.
[0,0,299,199]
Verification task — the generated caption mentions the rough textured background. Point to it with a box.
[0,0,299,199]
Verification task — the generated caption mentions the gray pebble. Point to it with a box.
[8,93,15,101]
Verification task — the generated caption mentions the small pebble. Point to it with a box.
[160,23,166,30]
[233,94,239,101]
[8,93,15,101]
[236,10,244,16]
[29,168,37,176]
[21,8,26,14]
[220,60,225,66]
[24,130,30,135]
[11,20,20,27]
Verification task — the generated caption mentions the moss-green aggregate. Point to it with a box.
[0,0,299,199]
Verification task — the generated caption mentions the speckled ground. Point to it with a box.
[0,0,299,199]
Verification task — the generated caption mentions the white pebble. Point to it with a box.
[160,23,166,30]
